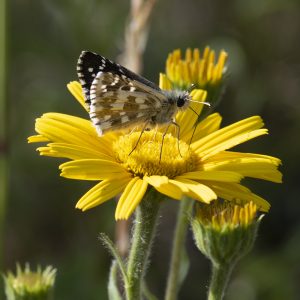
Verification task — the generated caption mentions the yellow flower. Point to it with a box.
[28,79,281,220]
[162,47,228,90]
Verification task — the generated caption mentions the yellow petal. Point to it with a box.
[145,176,183,200]
[67,81,89,111]
[27,135,49,143]
[205,181,270,212]
[59,159,128,180]
[174,178,217,203]
[191,116,264,154]
[144,175,169,186]
[115,178,148,220]
[200,129,268,160]
[202,151,282,183]
[187,113,222,142]
[159,73,172,90]
[37,143,115,161]
[175,89,207,137]
[76,176,131,211]
[41,113,96,137]
[178,170,243,182]
[169,179,190,193]
[35,113,115,156]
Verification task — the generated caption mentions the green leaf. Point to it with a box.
[108,261,122,300]
[99,233,129,287]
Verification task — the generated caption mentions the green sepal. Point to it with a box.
[191,218,261,266]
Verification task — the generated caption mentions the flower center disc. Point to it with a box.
[113,131,197,178]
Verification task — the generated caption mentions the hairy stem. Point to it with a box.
[208,263,233,300]
[165,197,193,300]
[0,0,6,270]
[125,188,160,300]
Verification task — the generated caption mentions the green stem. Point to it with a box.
[208,263,233,300]
[125,188,160,300]
[0,0,6,270]
[165,197,193,300]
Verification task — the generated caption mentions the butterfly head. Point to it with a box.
[163,90,191,110]
[176,91,191,108]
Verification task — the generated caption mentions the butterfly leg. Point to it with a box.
[159,121,182,162]
[171,121,182,158]
[187,106,200,147]
[128,120,150,156]
[153,124,159,142]
[160,123,171,162]
[128,126,138,136]
[189,122,198,147]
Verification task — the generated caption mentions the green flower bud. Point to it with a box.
[3,264,56,300]
[191,200,262,266]
[191,201,263,299]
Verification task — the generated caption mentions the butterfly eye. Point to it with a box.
[177,97,186,108]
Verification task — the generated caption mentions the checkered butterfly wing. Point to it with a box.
[77,51,167,135]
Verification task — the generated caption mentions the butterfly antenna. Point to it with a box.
[187,99,211,107]
[187,83,196,93]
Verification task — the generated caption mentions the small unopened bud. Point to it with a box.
[191,201,263,299]
[191,200,262,266]
[3,263,57,300]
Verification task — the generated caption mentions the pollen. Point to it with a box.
[113,131,198,178]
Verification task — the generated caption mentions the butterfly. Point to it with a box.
[77,51,196,137]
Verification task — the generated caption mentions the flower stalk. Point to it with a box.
[165,197,193,300]
[125,188,161,300]
[208,262,234,300]
[0,0,6,271]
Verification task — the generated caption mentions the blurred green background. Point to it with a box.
[2,0,300,299]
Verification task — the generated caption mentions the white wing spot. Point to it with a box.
[121,116,130,123]
[137,112,145,118]
[111,77,120,86]
[88,67,94,72]
[130,87,136,92]
[101,121,112,129]
[111,103,125,110]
